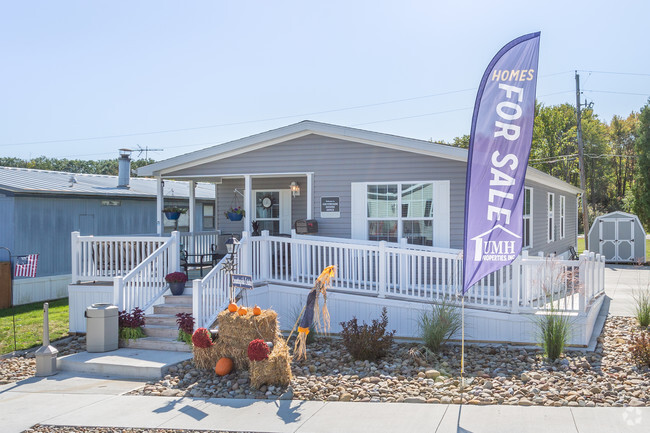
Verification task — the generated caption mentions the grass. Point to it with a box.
[634,289,650,327]
[418,300,462,353]
[537,309,571,361]
[577,235,650,258]
[0,298,69,354]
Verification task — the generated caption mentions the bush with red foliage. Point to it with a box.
[630,331,650,367]
[247,339,270,361]
[118,307,145,329]
[191,327,213,348]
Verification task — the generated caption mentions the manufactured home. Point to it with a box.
[68,122,605,347]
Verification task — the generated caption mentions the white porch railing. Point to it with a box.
[248,231,606,314]
[71,232,171,283]
[192,232,250,330]
[180,231,220,255]
[114,232,181,313]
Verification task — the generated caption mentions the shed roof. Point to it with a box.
[138,120,583,194]
[0,166,215,199]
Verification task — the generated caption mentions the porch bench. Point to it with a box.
[181,245,221,278]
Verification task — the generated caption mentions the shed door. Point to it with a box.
[598,217,634,262]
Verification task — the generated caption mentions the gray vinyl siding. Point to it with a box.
[525,180,578,257]
[171,133,578,255]
[174,134,469,248]
[0,195,16,262]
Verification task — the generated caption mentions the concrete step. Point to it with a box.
[153,303,192,316]
[144,324,179,339]
[120,336,192,352]
[163,294,193,305]
[145,313,178,327]
[57,348,192,379]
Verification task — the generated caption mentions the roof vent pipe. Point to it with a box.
[118,149,132,188]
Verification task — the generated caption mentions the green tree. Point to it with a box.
[633,99,650,230]
[0,156,155,176]
[608,113,639,210]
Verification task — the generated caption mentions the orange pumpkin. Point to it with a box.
[228,302,237,313]
[253,305,262,316]
[238,307,248,316]
[214,357,233,376]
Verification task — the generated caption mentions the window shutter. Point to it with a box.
[350,183,366,240]
[432,181,450,248]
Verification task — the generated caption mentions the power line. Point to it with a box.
[583,89,650,97]
[577,70,650,78]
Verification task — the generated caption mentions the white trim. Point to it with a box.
[560,195,566,239]
[307,173,313,220]
[523,187,533,249]
[547,192,555,243]
[251,189,292,235]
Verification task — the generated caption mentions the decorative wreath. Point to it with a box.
[261,194,275,209]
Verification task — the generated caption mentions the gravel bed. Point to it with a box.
[0,335,86,384]
[131,316,650,407]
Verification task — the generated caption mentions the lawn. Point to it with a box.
[0,298,69,354]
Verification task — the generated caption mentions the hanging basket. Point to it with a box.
[165,211,181,220]
[227,212,243,221]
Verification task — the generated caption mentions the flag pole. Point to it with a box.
[461,294,465,398]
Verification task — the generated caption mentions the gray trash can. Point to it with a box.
[85,303,119,352]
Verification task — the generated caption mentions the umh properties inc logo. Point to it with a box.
[471,224,521,263]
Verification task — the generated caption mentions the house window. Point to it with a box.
[547,192,555,243]
[523,187,532,248]
[560,195,566,239]
[203,204,215,230]
[367,182,434,245]
[254,191,281,235]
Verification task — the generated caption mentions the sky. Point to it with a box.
[1,0,649,163]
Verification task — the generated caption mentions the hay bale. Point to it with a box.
[192,345,219,370]
[249,339,292,388]
[215,308,280,370]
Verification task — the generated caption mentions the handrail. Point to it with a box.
[113,232,180,313]
[192,253,234,330]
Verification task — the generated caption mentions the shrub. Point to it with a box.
[630,332,650,367]
[537,309,571,361]
[633,289,650,328]
[247,339,270,361]
[191,327,213,348]
[340,307,395,361]
[418,300,461,353]
[176,312,194,345]
[165,272,188,284]
[118,307,146,341]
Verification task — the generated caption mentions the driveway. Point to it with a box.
[604,264,650,316]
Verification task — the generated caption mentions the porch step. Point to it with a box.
[144,324,180,339]
[145,313,178,326]
[121,336,192,352]
[57,348,192,379]
[153,303,192,315]
[163,294,193,305]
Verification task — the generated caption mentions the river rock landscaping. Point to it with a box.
[130,316,649,407]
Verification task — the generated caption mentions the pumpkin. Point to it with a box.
[238,307,248,316]
[253,305,262,316]
[214,357,234,376]
[227,302,237,313]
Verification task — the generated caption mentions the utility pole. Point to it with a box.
[575,71,589,250]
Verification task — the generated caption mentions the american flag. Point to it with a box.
[14,254,39,278]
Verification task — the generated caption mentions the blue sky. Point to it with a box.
[1,1,649,162]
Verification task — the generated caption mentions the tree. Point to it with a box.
[608,113,639,210]
[633,99,650,230]
[0,156,155,176]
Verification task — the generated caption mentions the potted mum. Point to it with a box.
[224,206,245,221]
[165,271,188,295]
[163,206,187,221]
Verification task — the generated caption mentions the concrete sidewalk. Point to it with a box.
[1,372,648,433]
[604,264,650,316]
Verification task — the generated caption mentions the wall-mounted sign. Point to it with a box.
[320,196,340,218]
[101,200,121,206]
[232,274,253,290]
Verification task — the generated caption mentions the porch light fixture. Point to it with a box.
[290,181,300,197]
[225,235,240,256]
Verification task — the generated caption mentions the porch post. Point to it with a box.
[189,180,196,254]
[307,172,313,219]
[378,241,387,298]
[260,230,270,280]
[578,251,587,313]
[171,231,181,273]
[192,279,202,331]
[239,231,251,275]
[399,238,408,293]
[156,175,164,235]
[214,183,219,235]
[511,254,521,313]
[71,231,80,284]
[244,175,252,234]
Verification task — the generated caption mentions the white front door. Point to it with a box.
[252,190,292,235]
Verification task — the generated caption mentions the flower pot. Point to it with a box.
[169,281,185,296]
[227,212,243,221]
[165,211,181,220]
